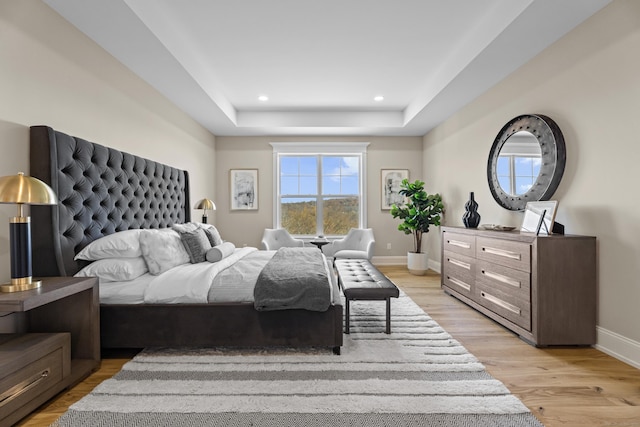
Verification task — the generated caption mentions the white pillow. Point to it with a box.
[206,242,236,263]
[74,257,148,282]
[139,229,191,275]
[74,229,143,261]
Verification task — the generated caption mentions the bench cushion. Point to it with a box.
[335,259,399,300]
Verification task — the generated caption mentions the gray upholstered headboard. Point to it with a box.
[30,125,191,277]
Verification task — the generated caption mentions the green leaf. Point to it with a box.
[388,179,444,253]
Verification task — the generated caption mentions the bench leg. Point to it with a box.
[345,298,351,334]
[386,297,391,334]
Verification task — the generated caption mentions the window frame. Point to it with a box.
[271,142,369,237]
[498,153,541,196]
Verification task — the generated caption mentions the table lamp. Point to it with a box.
[0,172,58,292]
[194,198,216,224]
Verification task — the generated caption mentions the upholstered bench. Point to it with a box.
[334,259,400,334]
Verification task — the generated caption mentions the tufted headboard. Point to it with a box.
[30,125,191,277]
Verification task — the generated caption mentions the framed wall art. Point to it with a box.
[381,169,408,210]
[230,169,258,210]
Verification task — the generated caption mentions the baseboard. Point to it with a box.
[371,256,442,274]
[595,326,640,369]
[371,256,406,266]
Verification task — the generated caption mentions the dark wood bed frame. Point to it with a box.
[29,126,343,354]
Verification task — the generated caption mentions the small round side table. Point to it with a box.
[310,240,329,253]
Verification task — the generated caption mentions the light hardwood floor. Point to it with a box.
[18,266,640,426]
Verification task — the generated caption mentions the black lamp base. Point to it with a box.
[1,217,40,292]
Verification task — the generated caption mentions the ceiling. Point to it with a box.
[43,0,610,137]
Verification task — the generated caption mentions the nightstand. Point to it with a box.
[0,277,100,426]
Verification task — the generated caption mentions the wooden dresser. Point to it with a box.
[441,226,596,346]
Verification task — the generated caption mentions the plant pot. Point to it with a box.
[407,251,429,276]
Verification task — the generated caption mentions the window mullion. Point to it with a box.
[509,156,516,195]
[317,155,322,236]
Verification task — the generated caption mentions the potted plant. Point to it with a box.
[390,179,444,275]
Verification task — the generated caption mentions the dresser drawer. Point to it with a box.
[476,237,531,272]
[476,260,531,302]
[442,251,475,297]
[475,267,531,331]
[442,232,475,257]
[0,333,70,422]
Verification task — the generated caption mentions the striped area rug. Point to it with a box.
[53,293,543,426]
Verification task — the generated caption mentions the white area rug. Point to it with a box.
[53,293,543,426]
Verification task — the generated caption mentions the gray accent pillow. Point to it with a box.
[202,225,224,246]
[206,242,236,263]
[179,228,212,263]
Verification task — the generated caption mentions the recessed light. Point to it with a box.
[374,95,384,102]
[258,95,269,102]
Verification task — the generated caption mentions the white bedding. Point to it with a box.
[97,247,338,306]
[98,247,262,304]
[143,247,258,303]
[99,274,154,305]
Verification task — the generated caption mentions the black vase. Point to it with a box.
[462,192,481,228]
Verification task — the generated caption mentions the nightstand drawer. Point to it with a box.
[0,333,70,423]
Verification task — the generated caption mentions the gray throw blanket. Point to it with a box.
[254,247,331,312]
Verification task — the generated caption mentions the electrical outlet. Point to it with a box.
[386,243,391,250]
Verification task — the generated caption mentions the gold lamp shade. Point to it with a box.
[194,198,216,224]
[0,172,58,210]
[0,173,58,292]
[194,198,216,211]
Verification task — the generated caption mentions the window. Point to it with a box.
[271,143,368,237]
[496,132,542,196]
[497,155,541,195]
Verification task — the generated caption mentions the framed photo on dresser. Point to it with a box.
[521,201,558,235]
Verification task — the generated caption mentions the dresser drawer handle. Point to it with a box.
[448,239,470,249]
[448,276,471,291]
[448,258,471,270]
[480,291,521,315]
[482,246,521,260]
[481,270,521,288]
[0,368,50,407]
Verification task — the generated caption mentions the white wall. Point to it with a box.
[0,1,216,283]
[422,0,640,366]
[215,135,424,259]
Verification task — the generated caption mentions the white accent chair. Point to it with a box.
[261,228,304,250]
[327,228,375,261]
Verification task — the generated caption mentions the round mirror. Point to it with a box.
[496,131,542,196]
[487,114,566,211]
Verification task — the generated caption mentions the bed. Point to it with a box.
[29,125,343,354]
